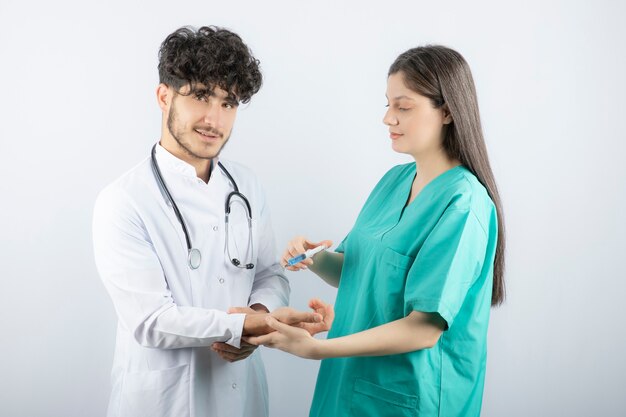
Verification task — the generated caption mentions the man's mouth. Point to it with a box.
[195,128,221,140]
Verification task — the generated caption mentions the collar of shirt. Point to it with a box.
[155,143,221,181]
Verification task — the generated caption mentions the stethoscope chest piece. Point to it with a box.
[188,248,202,270]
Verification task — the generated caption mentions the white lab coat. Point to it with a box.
[92,144,290,417]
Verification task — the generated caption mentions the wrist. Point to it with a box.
[249,303,270,313]
[308,338,327,360]
[242,313,271,336]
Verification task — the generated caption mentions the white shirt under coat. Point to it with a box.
[92,144,290,417]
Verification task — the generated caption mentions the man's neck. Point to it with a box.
[159,139,212,183]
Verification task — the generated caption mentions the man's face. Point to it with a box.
[163,83,239,160]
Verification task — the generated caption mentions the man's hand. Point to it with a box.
[212,340,258,363]
[213,306,262,362]
[241,306,323,336]
[249,303,269,313]
[297,298,334,336]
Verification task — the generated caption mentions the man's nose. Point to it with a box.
[203,100,221,126]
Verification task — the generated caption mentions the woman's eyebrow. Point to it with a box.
[394,95,415,101]
[385,94,416,101]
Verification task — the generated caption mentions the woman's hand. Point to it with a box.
[281,236,333,271]
[298,298,334,336]
[245,316,323,359]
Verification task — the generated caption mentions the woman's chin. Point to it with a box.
[391,140,410,154]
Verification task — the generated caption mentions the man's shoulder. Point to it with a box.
[95,156,153,212]
[218,158,257,180]
[217,158,264,190]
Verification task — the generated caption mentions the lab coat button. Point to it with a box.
[218,277,225,284]
[232,383,237,389]
[213,225,219,231]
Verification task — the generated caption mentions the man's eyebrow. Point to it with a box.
[191,87,239,104]
[190,87,211,95]
[224,94,240,104]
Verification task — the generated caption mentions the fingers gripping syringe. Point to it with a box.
[287,245,328,266]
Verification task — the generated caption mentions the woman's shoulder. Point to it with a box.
[355,163,414,210]
[442,166,496,230]
[380,162,415,183]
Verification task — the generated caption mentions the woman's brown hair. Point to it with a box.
[389,45,506,305]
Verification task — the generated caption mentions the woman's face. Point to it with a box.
[383,71,452,157]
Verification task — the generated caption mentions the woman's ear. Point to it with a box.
[442,103,453,125]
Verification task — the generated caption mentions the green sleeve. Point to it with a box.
[403,208,488,329]
[335,233,349,254]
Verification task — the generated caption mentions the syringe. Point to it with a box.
[286,245,328,266]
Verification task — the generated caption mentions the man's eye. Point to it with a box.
[194,94,209,102]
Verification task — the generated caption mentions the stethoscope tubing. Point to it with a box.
[150,143,254,270]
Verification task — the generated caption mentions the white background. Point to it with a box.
[1,1,625,416]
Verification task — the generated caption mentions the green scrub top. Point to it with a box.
[309,163,498,417]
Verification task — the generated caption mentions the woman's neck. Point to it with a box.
[412,147,461,185]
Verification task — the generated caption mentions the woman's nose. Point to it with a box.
[383,109,398,126]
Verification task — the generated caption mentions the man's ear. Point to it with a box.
[156,83,170,111]
[442,103,453,125]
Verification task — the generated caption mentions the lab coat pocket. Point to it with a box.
[119,364,189,417]
[350,378,418,417]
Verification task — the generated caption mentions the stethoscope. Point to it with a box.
[150,143,255,270]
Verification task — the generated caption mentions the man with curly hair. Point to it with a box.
[92,26,323,417]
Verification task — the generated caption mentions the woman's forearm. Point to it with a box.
[313,311,445,358]
[309,251,344,288]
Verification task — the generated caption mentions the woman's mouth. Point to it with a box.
[389,132,403,140]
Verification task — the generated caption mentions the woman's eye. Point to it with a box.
[223,103,233,109]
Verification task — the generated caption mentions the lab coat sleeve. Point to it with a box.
[93,185,246,349]
[247,189,290,313]
[403,208,488,330]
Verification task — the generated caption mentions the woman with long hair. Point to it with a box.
[248,45,505,417]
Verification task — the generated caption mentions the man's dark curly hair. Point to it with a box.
[158,26,262,104]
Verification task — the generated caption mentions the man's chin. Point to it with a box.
[185,141,225,160]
